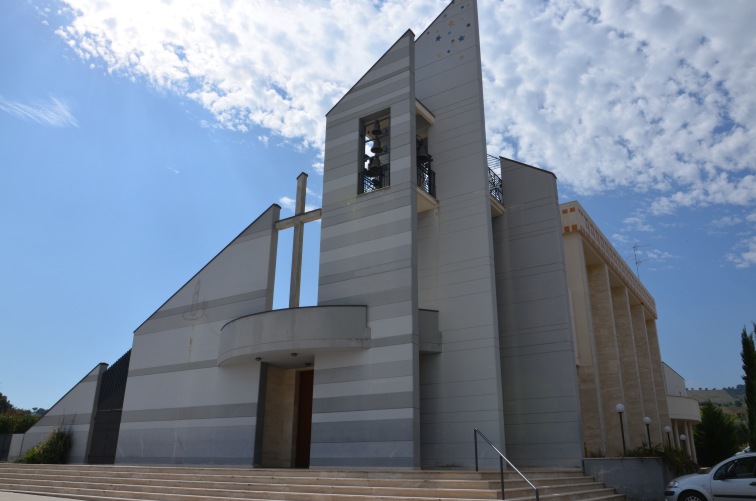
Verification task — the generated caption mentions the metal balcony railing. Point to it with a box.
[417,160,436,197]
[487,155,503,203]
[358,164,390,194]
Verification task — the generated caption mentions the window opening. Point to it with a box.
[359,113,390,194]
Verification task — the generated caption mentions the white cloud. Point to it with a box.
[0,94,78,127]
[710,215,742,228]
[623,214,654,233]
[54,0,442,149]
[51,0,756,211]
[479,0,756,211]
[644,248,678,262]
[278,196,295,212]
[278,195,318,214]
[726,236,756,269]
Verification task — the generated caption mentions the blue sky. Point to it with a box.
[1,0,754,410]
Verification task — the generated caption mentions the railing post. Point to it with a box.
[474,429,479,472]
[499,455,505,500]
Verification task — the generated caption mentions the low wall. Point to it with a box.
[0,434,25,462]
[584,457,674,501]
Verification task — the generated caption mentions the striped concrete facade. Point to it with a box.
[414,2,507,468]
[316,29,420,468]
[115,205,280,464]
[21,0,679,471]
[493,159,584,467]
[19,364,106,463]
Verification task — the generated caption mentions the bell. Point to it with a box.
[371,137,383,154]
[417,137,430,163]
[371,120,382,138]
[365,156,382,177]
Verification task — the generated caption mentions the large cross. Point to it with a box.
[274,173,322,308]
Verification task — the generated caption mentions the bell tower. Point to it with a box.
[314,29,422,468]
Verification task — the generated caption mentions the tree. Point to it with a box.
[694,401,740,466]
[0,391,13,414]
[0,390,42,433]
[741,323,756,449]
[0,411,39,434]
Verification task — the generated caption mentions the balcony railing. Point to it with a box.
[487,156,503,204]
[417,160,436,197]
[358,164,390,194]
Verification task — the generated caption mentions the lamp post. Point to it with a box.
[663,426,672,449]
[643,416,652,452]
[615,403,627,456]
[680,434,687,457]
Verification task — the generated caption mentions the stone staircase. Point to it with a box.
[0,464,626,501]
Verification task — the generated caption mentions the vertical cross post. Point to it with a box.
[274,173,322,308]
[289,173,307,308]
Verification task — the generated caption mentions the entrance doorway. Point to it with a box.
[259,366,314,468]
[294,370,313,468]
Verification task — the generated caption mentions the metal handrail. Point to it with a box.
[486,155,503,203]
[417,160,436,197]
[474,428,539,501]
[358,164,390,194]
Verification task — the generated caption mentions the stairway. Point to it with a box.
[0,464,626,501]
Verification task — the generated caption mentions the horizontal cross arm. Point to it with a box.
[275,208,322,230]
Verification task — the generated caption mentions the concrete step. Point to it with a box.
[0,477,501,500]
[0,470,503,490]
[0,464,625,501]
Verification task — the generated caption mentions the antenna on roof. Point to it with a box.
[633,243,649,278]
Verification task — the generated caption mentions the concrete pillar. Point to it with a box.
[587,263,625,456]
[563,233,604,456]
[631,304,662,444]
[646,319,671,439]
[612,286,644,450]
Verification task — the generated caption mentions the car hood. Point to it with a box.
[675,473,704,483]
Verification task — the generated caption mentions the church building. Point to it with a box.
[13,0,686,470]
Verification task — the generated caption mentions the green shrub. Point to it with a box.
[17,427,72,464]
[625,443,697,476]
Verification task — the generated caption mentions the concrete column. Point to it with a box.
[563,233,604,456]
[646,319,671,438]
[587,263,624,456]
[672,421,681,450]
[631,304,661,444]
[611,286,644,450]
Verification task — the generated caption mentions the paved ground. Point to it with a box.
[0,494,77,501]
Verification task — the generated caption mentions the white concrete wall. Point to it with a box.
[663,363,687,397]
[414,0,506,469]
[6,434,24,462]
[116,205,279,465]
[316,30,420,468]
[20,363,106,463]
[493,159,584,467]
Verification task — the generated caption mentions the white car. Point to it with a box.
[665,452,756,501]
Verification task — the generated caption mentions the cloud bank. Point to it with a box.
[48,0,755,214]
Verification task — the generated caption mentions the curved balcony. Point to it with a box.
[218,306,369,366]
[667,395,702,423]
